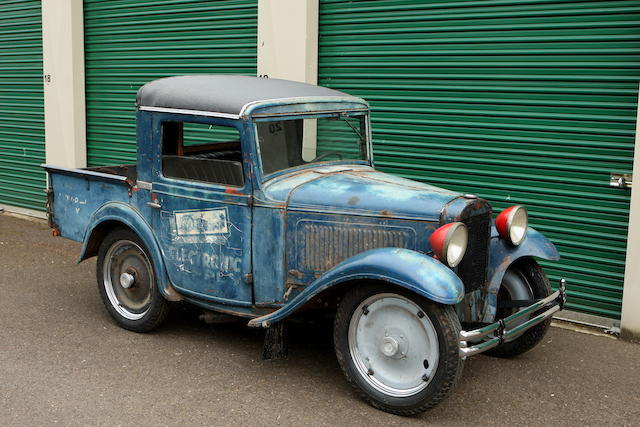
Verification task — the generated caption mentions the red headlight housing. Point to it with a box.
[495,205,528,246]
[429,222,468,268]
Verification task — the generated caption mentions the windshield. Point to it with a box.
[256,114,368,176]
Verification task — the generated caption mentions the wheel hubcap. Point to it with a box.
[103,240,153,320]
[119,272,135,289]
[348,293,439,398]
[381,336,400,357]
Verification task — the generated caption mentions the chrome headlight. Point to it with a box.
[496,205,528,246]
[430,222,468,267]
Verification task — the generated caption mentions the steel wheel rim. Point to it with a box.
[348,293,439,398]
[103,240,153,320]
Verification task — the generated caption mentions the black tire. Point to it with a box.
[485,258,551,358]
[96,227,169,332]
[334,283,463,416]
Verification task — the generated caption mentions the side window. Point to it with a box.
[161,121,244,187]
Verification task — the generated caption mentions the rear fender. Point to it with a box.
[248,247,464,327]
[78,202,181,301]
[483,225,559,322]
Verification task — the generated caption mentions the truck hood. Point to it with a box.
[261,165,463,221]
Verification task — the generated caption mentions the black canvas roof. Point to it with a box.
[136,75,364,116]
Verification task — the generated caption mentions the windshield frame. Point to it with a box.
[251,110,373,182]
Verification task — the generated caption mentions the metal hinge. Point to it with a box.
[610,173,632,189]
[137,180,152,191]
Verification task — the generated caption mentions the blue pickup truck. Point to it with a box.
[44,75,565,415]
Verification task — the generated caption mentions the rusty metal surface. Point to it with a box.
[248,248,464,328]
[298,222,412,271]
[261,165,458,221]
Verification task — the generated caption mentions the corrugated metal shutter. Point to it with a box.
[84,0,257,167]
[319,0,640,318]
[0,0,45,211]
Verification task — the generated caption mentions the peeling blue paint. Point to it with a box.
[261,166,458,221]
[482,225,560,322]
[44,95,561,327]
[249,248,464,327]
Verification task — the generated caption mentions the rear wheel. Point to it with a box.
[334,284,463,416]
[485,258,551,358]
[96,228,169,332]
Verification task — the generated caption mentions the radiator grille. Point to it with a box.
[458,213,491,292]
[298,222,413,271]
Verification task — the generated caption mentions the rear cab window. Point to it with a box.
[161,121,244,187]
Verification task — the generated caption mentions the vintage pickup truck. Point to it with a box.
[44,75,566,415]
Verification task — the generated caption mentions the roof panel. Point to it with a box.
[136,75,362,115]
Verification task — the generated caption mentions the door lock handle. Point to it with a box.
[610,172,632,189]
[146,202,161,209]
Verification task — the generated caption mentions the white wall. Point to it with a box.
[257,0,319,162]
[620,85,640,341]
[257,0,318,84]
[41,0,86,169]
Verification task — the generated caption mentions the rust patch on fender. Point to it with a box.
[288,269,304,279]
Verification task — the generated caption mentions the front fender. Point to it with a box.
[79,202,181,301]
[483,225,559,321]
[248,247,464,327]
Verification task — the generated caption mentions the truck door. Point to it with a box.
[150,118,253,305]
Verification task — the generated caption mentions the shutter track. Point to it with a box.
[319,0,640,318]
[0,0,45,211]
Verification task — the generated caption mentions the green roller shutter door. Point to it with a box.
[84,0,257,167]
[319,0,640,319]
[0,0,45,211]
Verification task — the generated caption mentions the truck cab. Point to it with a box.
[44,75,565,415]
[136,76,373,311]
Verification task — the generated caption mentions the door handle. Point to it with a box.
[610,173,632,189]
[146,202,161,209]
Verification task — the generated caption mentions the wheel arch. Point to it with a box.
[79,219,131,262]
[486,226,559,293]
[484,226,558,322]
[284,277,416,316]
[248,248,464,328]
[79,202,182,301]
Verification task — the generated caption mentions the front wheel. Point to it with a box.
[334,284,463,416]
[96,228,169,332]
[484,258,552,358]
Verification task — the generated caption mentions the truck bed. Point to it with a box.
[43,164,140,242]
[85,164,137,182]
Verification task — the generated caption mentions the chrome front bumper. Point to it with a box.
[459,279,567,358]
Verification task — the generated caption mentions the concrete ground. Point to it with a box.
[1,213,639,426]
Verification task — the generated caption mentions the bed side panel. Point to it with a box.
[48,172,132,242]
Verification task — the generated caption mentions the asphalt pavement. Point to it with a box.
[1,213,639,426]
